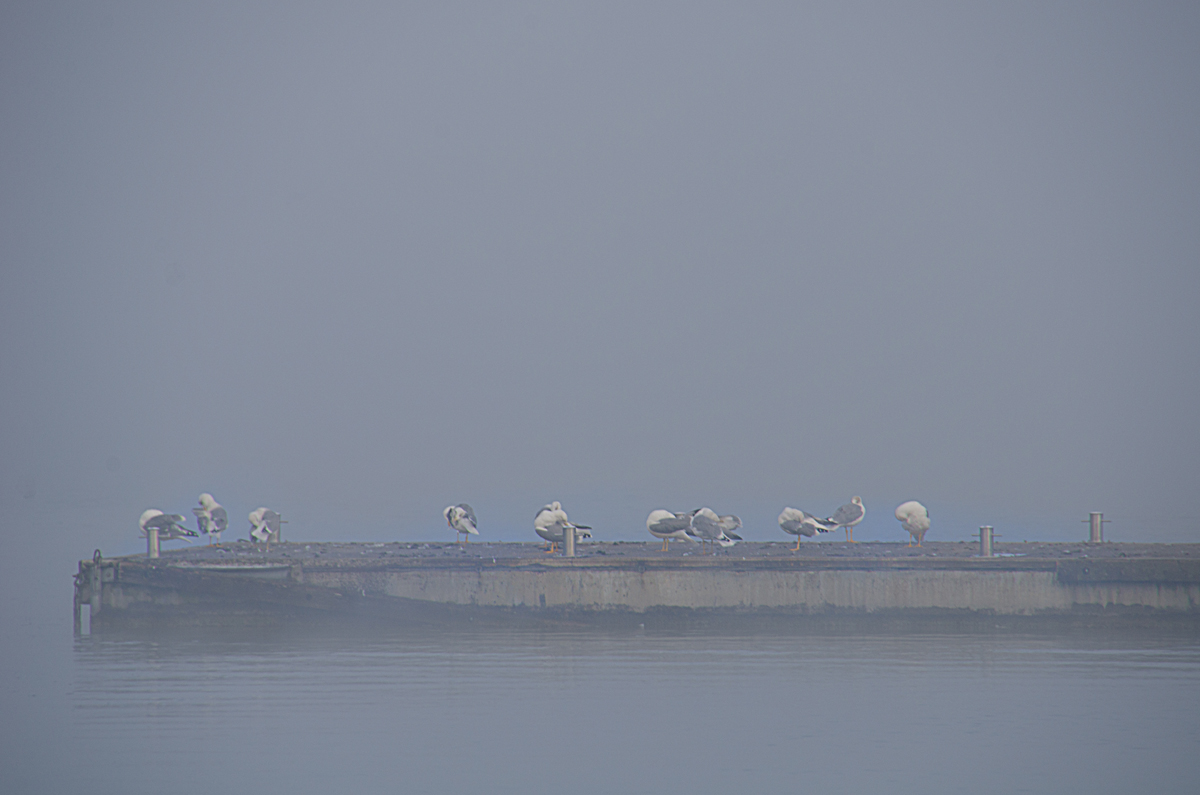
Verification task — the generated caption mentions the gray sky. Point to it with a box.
[2,1,1198,548]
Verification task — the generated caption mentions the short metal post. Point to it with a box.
[563,526,575,557]
[147,526,160,558]
[979,526,994,558]
[1087,512,1104,543]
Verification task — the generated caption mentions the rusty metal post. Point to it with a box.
[979,526,994,558]
[563,525,575,557]
[147,526,160,558]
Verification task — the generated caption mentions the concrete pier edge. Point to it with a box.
[74,541,1200,633]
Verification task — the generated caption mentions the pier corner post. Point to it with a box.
[563,526,575,557]
[73,561,83,636]
[1087,512,1104,544]
[89,549,103,619]
[147,527,159,558]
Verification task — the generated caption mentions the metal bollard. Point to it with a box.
[1084,512,1107,543]
[563,526,575,557]
[979,526,994,558]
[147,526,159,558]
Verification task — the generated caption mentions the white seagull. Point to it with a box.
[688,508,742,554]
[777,507,835,550]
[646,509,699,552]
[826,496,865,543]
[533,501,592,554]
[249,507,284,545]
[895,501,930,547]
[444,503,479,544]
[193,493,229,545]
[139,509,197,541]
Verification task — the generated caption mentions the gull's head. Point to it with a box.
[550,501,562,511]
[139,508,163,529]
[199,493,217,509]
[852,496,862,506]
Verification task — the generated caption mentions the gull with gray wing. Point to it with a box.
[193,493,229,545]
[646,509,698,552]
[534,501,592,554]
[688,508,742,554]
[826,496,865,543]
[444,503,479,544]
[777,507,836,550]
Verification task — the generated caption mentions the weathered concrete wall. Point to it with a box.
[75,552,1200,634]
[301,565,1200,615]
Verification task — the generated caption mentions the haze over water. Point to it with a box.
[3,3,1199,793]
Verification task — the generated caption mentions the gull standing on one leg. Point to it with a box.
[826,496,865,543]
[193,493,229,546]
[777,508,835,551]
[444,504,479,544]
[534,501,592,554]
[646,509,698,552]
[894,501,930,547]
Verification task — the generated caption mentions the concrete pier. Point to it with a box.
[74,541,1200,632]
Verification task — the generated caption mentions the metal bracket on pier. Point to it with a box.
[976,526,1000,557]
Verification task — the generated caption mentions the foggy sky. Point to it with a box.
[2,1,1198,547]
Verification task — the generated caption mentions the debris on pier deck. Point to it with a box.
[75,541,1200,633]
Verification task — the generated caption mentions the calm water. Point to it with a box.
[5,626,1192,794]
[2,503,1197,795]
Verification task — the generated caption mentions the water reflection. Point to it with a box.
[65,627,1200,795]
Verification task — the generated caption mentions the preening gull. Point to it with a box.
[777,507,835,550]
[139,509,197,541]
[894,501,930,547]
[826,496,865,543]
[444,504,479,544]
[687,508,742,554]
[533,501,592,554]
[646,509,699,552]
[193,493,229,545]
[249,507,284,545]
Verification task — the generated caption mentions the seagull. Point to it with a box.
[777,507,835,550]
[444,504,479,544]
[646,509,699,552]
[895,501,930,547]
[193,493,229,545]
[826,496,865,543]
[139,509,197,541]
[533,501,592,554]
[249,507,284,545]
[688,508,742,554]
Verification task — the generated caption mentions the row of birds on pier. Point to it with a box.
[137,493,928,552]
[445,497,932,552]
[139,493,283,545]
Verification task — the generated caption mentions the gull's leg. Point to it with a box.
[794,536,801,552]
